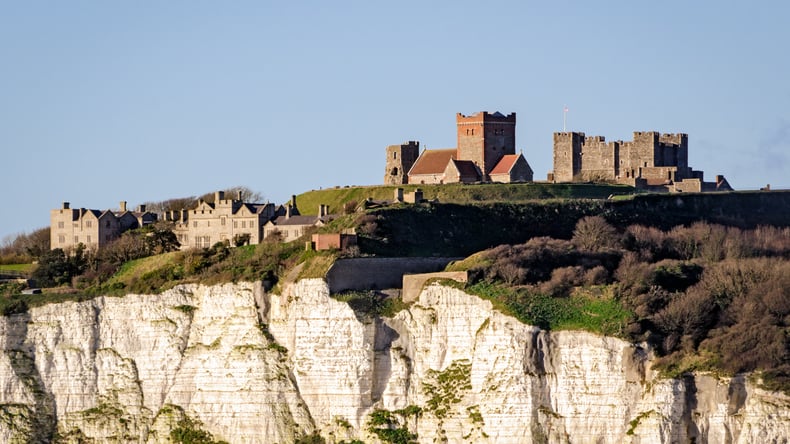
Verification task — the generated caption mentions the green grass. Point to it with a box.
[0,264,35,273]
[463,281,631,336]
[295,183,633,215]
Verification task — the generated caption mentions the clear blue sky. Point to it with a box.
[2,1,788,241]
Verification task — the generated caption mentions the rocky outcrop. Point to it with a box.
[0,279,787,443]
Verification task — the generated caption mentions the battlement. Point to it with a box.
[659,133,688,146]
[553,132,585,140]
[586,135,606,143]
[456,111,516,124]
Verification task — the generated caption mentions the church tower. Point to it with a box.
[456,111,516,180]
[384,141,420,185]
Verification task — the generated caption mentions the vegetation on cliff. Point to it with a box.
[450,217,790,392]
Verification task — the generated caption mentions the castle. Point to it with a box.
[548,131,732,192]
[385,111,731,193]
[384,112,533,185]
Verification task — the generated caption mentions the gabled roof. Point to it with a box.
[449,159,480,179]
[268,215,321,226]
[489,154,522,175]
[408,149,456,176]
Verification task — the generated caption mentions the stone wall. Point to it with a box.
[384,142,420,185]
[325,257,460,293]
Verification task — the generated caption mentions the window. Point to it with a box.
[74,236,79,243]
[58,221,64,229]
[58,235,65,244]
[87,235,92,244]
[250,221,254,228]
[106,221,110,228]
[193,221,198,228]
[221,217,226,226]
[393,152,397,159]
[234,221,238,228]
[86,221,92,228]
[242,221,246,228]
[207,221,210,227]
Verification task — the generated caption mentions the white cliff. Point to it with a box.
[0,279,787,443]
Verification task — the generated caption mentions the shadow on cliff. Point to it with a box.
[3,311,57,443]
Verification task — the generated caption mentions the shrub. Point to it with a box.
[572,216,619,252]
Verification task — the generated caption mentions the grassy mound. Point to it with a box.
[295,182,633,215]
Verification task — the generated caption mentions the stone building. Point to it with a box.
[171,191,277,249]
[50,201,157,251]
[386,111,534,185]
[549,131,732,192]
[263,199,334,243]
[384,141,420,185]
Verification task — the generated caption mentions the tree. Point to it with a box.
[31,245,87,287]
[572,216,618,252]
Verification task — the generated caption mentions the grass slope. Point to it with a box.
[295,183,633,215]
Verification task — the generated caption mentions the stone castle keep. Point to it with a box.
[549,131,731,192]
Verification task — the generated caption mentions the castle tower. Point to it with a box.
[384,141,420,185]
[456,111,516,180]
[552,132,585,182]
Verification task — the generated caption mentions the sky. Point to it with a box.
[1,1,789,241]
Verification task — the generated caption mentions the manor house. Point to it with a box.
[169,192,334,249]
[549,131,732,192]
[384,111,533,185]
[50,201,157,251]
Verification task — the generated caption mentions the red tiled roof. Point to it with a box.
[450,160,480,179]
[409,149,456,175]
[489,154,520,175]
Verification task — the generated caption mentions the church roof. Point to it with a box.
[489,154,522,175]
[450,159,480,178]
[409,149,457,175]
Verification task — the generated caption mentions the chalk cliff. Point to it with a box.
[0,280,787,443]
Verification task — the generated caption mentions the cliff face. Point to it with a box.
[0,280,787,443]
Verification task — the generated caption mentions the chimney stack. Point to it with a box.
[120,201,127,212]
[138,204,147,213]
[216,191,225,203]
[62,202,70,210]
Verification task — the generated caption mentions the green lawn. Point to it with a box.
[295,182,633,215]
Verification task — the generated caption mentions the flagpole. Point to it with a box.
[563,105,567,132]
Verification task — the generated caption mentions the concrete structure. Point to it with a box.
[384,141,420,185]
[325,257,460,293]
[387,111,534,185]
[50,201,156,251]
[550,131,732,192]
[311,232,358,251]
[172,191,277,249]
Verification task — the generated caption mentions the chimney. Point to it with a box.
[120,201,127,212]
[138,204,147,213]
[291,194,298,209]
[181,209,189,222]
[286,204,292,219]
[238,190,244,201]
[216,191,225,203]
[62,202,70,210]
